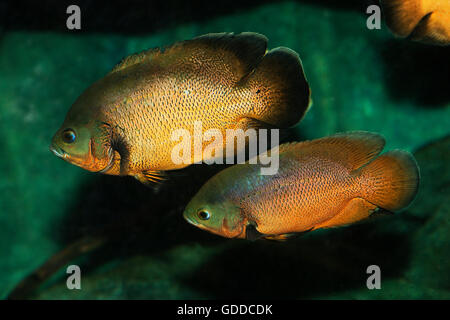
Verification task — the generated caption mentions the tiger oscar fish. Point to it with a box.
[183,132,420,240]
[50,32,311,184]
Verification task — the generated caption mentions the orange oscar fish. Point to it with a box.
[50,32,311,184]
[183,132,420,240]
[381,0,450,45]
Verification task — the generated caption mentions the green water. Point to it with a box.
[0,1,449,299]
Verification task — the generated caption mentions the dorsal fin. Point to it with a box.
[278,131,386,171]
[110,47,161,73]
[190,32,268,76]
[109,32,268,81]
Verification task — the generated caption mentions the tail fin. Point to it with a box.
[246,47,311,128]
[359,150,420,211]
[381,0,428,37]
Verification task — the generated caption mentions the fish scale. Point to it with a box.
[104,64,266,172]
[240,158,356,234]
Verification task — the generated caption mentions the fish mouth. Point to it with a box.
[183,212,242,239]
[183,212,199,227]
[50,144,67,159]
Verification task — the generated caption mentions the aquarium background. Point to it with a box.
[0,0,449,299]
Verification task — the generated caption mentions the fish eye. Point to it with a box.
[197,210,211,220]
[62,129,76,144]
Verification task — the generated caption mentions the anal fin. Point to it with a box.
[369,207,395,219]
[314,198,378,230]
[263,230,311,241]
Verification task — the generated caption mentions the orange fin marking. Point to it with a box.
[135,171,166,185]
[263,232,307,241]
[263,234,291,241]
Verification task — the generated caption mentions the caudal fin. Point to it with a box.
[360,150,420,211]
[381,0,450,45]
[381,0,425,37]
[246,47,311,128]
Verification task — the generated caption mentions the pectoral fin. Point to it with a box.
[135,170,166,185]
[245,224,266,241]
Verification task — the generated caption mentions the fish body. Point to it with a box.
[50,32,311,184]
[183,132,420,240]
[381,0,450,45]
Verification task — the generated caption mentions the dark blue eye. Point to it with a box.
[62,129,76,144]
[198,210,210,220]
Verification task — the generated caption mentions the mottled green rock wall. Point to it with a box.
[1,1,449,299]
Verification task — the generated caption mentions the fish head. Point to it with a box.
[50,72,127,173]
[50,117,114,173]
[183,188,246,239]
